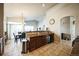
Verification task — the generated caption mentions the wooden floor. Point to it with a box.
[3,39,72,56]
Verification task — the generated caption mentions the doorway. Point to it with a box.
[60,16,76,45]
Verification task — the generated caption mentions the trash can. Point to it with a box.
[47,36,50,43]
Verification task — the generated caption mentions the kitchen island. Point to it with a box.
[22,31,54,53]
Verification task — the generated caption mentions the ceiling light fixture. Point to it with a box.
[42,3,45,7]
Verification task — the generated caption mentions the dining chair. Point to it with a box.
[13,33,19,43]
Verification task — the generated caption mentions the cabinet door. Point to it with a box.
[36,37,40,48]
[40,36,47,46]
[29,37,37,52]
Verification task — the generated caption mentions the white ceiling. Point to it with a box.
[4,3,57,21]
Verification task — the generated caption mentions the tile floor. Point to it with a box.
[3,39,72,56]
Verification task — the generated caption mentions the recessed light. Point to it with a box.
[42,3,45,7]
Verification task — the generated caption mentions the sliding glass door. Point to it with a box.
[8,23,23,39]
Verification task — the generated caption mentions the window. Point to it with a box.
[24,25,34,31]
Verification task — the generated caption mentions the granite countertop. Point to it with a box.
[26,31,49,33]
[26,31,53,38]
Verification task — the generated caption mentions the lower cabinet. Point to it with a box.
[22,33,54,53]
[28,35,53,52]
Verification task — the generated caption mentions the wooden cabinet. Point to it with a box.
[29,38,36,51]
[29,35,48,52]
[0,3,4,56]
